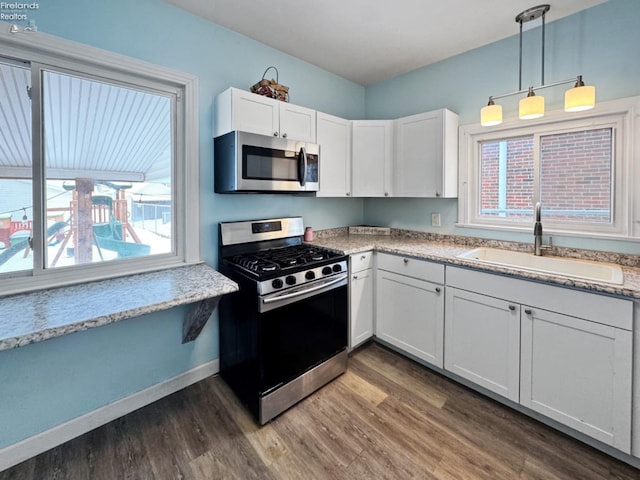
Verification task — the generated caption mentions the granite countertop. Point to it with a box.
[0,263,238,352]
[309,231,640,300]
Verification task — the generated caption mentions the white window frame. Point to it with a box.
[458,96,640,240]
[0,25,200,296]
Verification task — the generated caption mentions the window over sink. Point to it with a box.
[458,96,639,239]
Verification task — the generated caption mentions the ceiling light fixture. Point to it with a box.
[480,4,596,127]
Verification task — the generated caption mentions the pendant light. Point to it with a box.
[480,97,503,126]
[564,75,596,112]
[519,87,544,119]
[480,4,596,126]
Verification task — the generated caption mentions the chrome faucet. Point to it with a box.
[533,202,543,256]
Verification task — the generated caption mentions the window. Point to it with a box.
[459,98,637,239]
[0,33,198,295]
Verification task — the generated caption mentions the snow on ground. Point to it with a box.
[0,222,172,274]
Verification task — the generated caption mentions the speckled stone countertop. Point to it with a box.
[309,228,640,300]
[0,263,238,352]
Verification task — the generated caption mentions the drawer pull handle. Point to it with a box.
[361,255,366,260]
[353,275,358,280]
[403,258,409,264]
[435,287,441,293]
[525,309,532,315]
[508,305,516,311]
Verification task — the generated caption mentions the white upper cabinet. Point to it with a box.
[278,102,317,143]
[352,120,393,197]
[394,109,459,198]
[316,112,352,197]
[214,87,316,142]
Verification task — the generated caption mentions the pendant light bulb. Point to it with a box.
[519,87,544,120]
[565,75,596,112]
[481,97,503,126]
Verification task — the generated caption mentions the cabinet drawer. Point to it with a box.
[377,252,444,283]
[350,251,374,273]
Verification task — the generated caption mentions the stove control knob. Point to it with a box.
[285,275,297,285]
[271,278,284,289]
[332,264,342,273]
[322,266,332,276]
[305,271,316,280]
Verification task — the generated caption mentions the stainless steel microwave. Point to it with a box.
[214,131,319,193]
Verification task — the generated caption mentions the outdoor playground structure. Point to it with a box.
[0,180,150,267]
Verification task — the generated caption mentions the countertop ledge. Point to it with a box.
[0,264,239,352]
[309,231,640,300]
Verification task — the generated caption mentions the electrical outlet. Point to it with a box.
[431,213,441,227]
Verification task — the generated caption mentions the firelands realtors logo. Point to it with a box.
[0,2,39,21]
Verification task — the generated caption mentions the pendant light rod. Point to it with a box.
[488,76,583,102]
[515,4,550,90]
[518,17,523,91]
[541,9,545,85]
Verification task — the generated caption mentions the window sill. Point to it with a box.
[0,264,238,352]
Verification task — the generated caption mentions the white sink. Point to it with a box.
[458,248,624,285]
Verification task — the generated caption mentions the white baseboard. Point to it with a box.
[0,359,219,472]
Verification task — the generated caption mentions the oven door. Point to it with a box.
[258,274,348,395]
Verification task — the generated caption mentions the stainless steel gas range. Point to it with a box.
[218,217,348,424]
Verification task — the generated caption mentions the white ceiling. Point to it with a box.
[164,0,607,85]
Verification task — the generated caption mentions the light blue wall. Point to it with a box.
[0,0,365,450]
[364,0,640,254]
[2,0,639,454]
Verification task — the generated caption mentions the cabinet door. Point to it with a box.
[350,268,374,349]
[376,269,444,367]
[352,120,392,197]
[230,88,279,137]
[520,307,632,453]
[316,112,351,197]
[279,102,316,142]
[444,287,520,402]
[394,109,458,198]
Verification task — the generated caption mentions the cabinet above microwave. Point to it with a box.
[214,87,317,143]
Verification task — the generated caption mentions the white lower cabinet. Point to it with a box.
[520,306,632,452]
[445,266,633,454]
[444,287,521,402]
[350,252,374,349]
[375,254,444,367]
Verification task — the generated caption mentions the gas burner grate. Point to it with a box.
[226,244,342,278]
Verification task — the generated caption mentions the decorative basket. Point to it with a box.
[250,66,289,102]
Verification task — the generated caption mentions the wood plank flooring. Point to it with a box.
[2,342,639,479]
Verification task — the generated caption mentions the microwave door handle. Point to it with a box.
[298,147,307,187]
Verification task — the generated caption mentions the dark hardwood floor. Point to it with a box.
[2,343,639,479]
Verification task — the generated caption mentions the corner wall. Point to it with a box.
[363,0,640,254]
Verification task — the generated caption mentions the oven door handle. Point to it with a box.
[261,273,347,308]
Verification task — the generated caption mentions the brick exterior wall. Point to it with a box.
[540,129,612,222]
[480,128,612,223]
[481,137,534,219]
